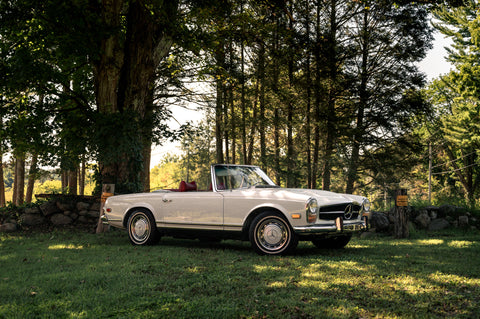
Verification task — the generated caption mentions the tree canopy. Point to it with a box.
[420,0,480,206]
[1,0,478,210]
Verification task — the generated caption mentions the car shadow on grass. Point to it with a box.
[96,229,390,258]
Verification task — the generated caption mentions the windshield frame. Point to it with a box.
[211,164,277,191]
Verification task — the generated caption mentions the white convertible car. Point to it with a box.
[102,164,370,255]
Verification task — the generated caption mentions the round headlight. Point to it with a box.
[306,198,318,223]
[306,198,318,213]
[363,198,371,212]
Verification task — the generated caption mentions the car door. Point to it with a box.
[160,192,224,230]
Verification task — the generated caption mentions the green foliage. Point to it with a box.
[32,180,63,195]
[94,112,143,174]
[1,230,480,318]
[1,0,185,195]
[178,119,216,188]
[0,198,45,224]
[151,121,214,191]
[179,0,435,195]
[0,202,23,223]
[150,159,183,190]
[418,2,480,206]
[0,0,98,174]
[1,0,474,206]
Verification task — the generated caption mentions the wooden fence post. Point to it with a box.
[96,184,114,234]
[393,189,409,238]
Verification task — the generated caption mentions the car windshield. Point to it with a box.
[214,165,277,190]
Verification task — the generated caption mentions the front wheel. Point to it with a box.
[127,209,160,245]
[249,212,298,255]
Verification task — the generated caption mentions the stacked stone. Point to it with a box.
[365,204,478,236]
[0,198,101,232]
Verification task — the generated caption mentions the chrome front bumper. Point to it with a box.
[293,217,367,234]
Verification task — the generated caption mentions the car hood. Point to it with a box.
[235,187,366,206]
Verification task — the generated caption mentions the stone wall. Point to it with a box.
[369,204,479,235]
[1,198,479,235]
[0,196,101,233]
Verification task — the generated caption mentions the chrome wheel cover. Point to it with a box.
[255,217,289,252]
[129,213,151,244]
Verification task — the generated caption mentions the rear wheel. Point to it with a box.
[249,212,298,255]
[127,209,160,245]
[311,234,352,249]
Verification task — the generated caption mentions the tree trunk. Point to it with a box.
[0,153,5,207]
[224,82,230,163]
[286,0,297,188]
[229,85,236,164]
[79,156,85,196]
[93,0,178,230]
[214,29,226,164]
[444,146,476,206]
[304,0,313,189]
[61,171,68,193]
[142,141,151,192]
[68,168,77,195]
[247,80,258,165]
[258,42,267,171]
[321,0,339,191]
[272,16,281,186]
[14,154,25,206]
[93,0,124,187]
[215,42,225,164]
[25,153,38,203]
[240,2,247,165]
[312,1,322,190]
[12,160,17,204]
[274,108,281,186]
[346,8,369,194]
[93,0,124,115]
[94,0,177,190]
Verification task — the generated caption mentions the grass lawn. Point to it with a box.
[1,229,479,318]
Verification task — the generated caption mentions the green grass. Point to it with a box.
[1,229,480,318]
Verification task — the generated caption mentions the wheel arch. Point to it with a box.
[242,206,290,240]
[123,205,155,228]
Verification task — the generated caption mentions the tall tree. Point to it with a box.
[0,115,5,206]
[1,0,182,196]
[0,157,4,207]
[25,153,38,203]
[93,0,179,192]
[343,2,433,194]
[422,1,480,206]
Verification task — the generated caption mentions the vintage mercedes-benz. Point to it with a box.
[102,164,370,255]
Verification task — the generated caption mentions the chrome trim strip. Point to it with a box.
[156,222,243,232]
[156,222,224,230]
[223,225,243,232]
[108,218,123,223]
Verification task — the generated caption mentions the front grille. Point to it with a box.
[318,203,361,221]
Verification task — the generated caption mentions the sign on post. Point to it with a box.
[396,194,408,207]
[394,189,409,238]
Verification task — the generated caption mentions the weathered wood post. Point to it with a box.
[96,184,114,233]
[393,189,409,238]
